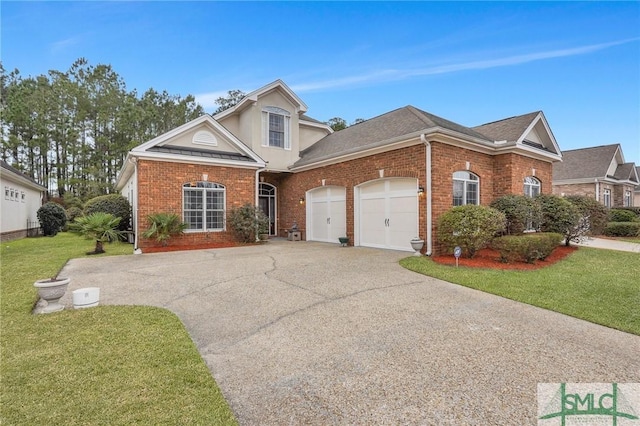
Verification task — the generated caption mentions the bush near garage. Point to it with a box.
[37,202,67,236]
[603,222,640,237]
[490,194,541,235]
[84,194,132,232]
[437,205,506,258]
[609,209,639,223]
[492,232,563,263]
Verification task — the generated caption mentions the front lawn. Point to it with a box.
[401,247,640,335]
[0,233,237,425]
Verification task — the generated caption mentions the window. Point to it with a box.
[624,190,632,207]
[453,171,479,206]
[262,106,291,150]
[523,176,541,198]
[21,191,25,202]
[4,187,8,200]
[603,189,611,208]
[183,182,225,231]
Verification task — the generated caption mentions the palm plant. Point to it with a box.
[142,213,188,246]
[72,212,123,254]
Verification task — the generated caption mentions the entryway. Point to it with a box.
[258,183,276,235]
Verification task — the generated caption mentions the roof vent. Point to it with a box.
[494,140,507,145]
[193,131,217,146]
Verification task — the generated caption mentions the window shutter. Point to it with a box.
[261,112,268,147]
[284,116,291,150]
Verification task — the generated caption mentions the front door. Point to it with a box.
[258,183,276,235]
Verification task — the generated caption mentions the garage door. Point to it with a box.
[306,186,346,244]
[357,178,418,252]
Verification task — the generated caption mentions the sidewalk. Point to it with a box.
[574,237,640,253]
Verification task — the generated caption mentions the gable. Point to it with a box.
[155,122,241,155]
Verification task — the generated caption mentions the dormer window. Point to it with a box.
[262,106,291,150]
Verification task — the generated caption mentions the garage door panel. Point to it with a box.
[307,186,346,243]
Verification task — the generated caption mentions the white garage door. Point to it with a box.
[306,186,346,244]
[357,178,418,252]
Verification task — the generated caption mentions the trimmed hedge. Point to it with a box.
[603,222,640,237]
[37,202,67,236]
[492,232,563,264]
[436,205,506,258]
[490,194,540,235]
[84,194,131,232]
[609,209,639,223]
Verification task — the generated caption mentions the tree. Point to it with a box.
[213,89,246,114]
[535,194,581,246]
[72,212,123,254]
[565,195,610,236]
[327,117,347,131]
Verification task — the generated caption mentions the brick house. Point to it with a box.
[552,144,638,208]
[116,80,562,254]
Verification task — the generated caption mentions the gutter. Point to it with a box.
[420,133,433,256]
[129,156,142,254]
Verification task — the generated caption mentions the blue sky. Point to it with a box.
[2,1,639,164]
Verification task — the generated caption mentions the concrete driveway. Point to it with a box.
[60,241,640,425]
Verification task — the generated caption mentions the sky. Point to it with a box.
[2,1,640,165]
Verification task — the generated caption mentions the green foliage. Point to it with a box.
[213,89,246,114]
[63,193,85,209]
[71,212,123,253]
[490,195,540,234]
[66,206,84,223]
[603,222,640,237]
[228,203,269,243]
[535,194,581,245]
[142,213,188,246]
[84,194,131,231]
[37,202,67,236]
[436,205,506,258]
[492,233,563,263]
[609,208,639,223]
[564,195,610,236]
[327,117,348,131]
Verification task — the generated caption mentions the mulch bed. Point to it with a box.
[142,242,242,253]
[432,245,578,270]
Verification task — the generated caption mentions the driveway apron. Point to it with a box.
[60,241,640,425]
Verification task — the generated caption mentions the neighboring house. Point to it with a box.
[635,167,640,207]
[116,80,562,254]
[552,144,639,208]
[1,160,47,241]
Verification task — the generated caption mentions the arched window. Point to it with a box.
[452,171,479,206]
[523,176,541,198]
[183,181,225,231]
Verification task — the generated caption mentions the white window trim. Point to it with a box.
[452,171,480,206]
[524,176,541,198]
[182,182,226,232]
[603,188,611,208]
[624,190,632,207]
[262,106,291,150]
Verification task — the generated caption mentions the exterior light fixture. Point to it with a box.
[418,186,425,196]
[299,197,305,205]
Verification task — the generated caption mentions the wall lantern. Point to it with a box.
[418,186,425,197]
[299,197,305,205]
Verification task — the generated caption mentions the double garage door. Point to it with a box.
[306,179,418,252]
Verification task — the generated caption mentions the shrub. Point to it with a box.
[37,202,67,236]
[536,194,581,246]
[490,195,540,234]
[228,203,269,243]
[436,205,506,258]
[603,222,640,237]
[609,209,638,223]
[142,213,188,246]
[71,212,123,254]
[492,233,563,263]
[84,194,131,231]
[564,195,610,236]
[66,206,84,223]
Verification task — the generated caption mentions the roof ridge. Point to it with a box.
[560,143,620,153]
[474,110,540,128]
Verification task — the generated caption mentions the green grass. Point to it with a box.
[1,233,237,425]
[401,247,640,335]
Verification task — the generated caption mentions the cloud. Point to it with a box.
[193,91,229,110]
[50,37,80,54]
[290,38,639,93]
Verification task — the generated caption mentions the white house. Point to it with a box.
[1,160,47,241]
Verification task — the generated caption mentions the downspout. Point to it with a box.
[255,166,267,241]
[420,134,433,256]
[129,156,142,254]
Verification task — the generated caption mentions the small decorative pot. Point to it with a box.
[338,237,349,247]
[410,239,424,256]
[34,277,70,313]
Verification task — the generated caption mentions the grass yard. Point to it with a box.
[401,247,640,336]
[0,233,237,425]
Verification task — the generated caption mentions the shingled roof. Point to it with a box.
[294,106,491,167]
[1,160,46,190]
[472,111,541,142]
[553,144,621,181]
